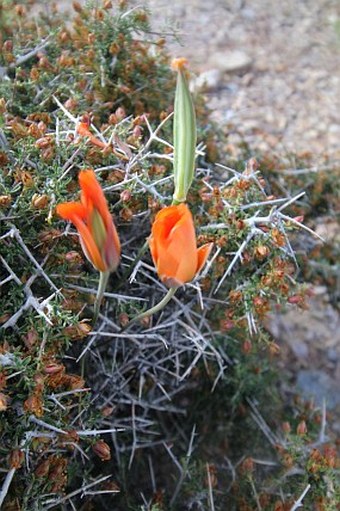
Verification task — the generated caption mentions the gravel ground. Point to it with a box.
[143,0,340,163]
[54,0,340,162]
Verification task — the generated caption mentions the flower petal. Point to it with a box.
[149,205,183,272]
[103,220,120,271]
[152,205,183,246]
[149,203,198,285]
[57,202,106,271]
[79,169,111,226]
[56,202,87,221]
[196,243,213,273]
[72,216,107,272]
[79,170,120,271]
[149,234,158,266]
[56,171,120,273]
[166,208,197,283]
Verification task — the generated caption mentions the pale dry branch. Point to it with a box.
[289,484,311,511]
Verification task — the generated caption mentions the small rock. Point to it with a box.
[329,123,340,134]
[315,218,340,244]
[312,285,328,296]
[210,50,252,74]
[192,68,222,92]
[327,348,338,363]
[296,370,340,408]
[290,340,309,360]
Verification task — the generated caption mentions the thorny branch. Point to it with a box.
[0,94,327,510]
[289,484,311,511]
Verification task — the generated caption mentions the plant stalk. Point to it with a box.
[93,270,110,323]
[126,287,177,328]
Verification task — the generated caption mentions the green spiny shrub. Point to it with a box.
[0,1,338,510]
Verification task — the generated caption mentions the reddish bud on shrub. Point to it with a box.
[35,136,53,150]
[288,295,303,304]
[0,98,6,114]
[140,316,150,328]
[64,98,78,111]
[24,394,43,417]
[0,195,12,207]
[205,463,218,487]
[101,406,114,417]
[282,453,294,468]
[115,107,126,121]
[271,228,285,247]
[92,440,111,461]
[41,147,55,161]
[220,319,235,332]
[132,125,142,138]
[0,372,6,391]
[35,458,51,477]
[43,363,64,375]
[268,342,280,357]
[64,374,85,390]
[31,194,49,209]
[15,5,26,16]
[0,393,8,411]
[30,67,40,80]
[9,449,24,469]
[33,373,45,390]
[296,420,307,435]
[281,421,291,434]
[48,456,67,480]
[3,40,13,52]
[246,157,259,173]
[88,33,96,44]
[38,228,61,244]
[108,113,118,124]
[63,321,91,340]
[64,251,83,265]
[118,313,129,327]
[119,207,133,221]
[229,289,243,303]
[323,445,337,468]
[240,457,254,474]
[120,189,132,202]
[38,56,52,70]
[73,1,83,12]
[255,245,269,259]
[242,340,252,354]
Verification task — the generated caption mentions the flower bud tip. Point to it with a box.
[171,57,189,72]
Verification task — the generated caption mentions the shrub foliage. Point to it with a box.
[0,1,338,510]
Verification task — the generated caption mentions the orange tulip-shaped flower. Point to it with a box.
[56,169,120,273]
[149,203,213,288]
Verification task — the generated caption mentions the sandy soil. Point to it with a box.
[144,0,340,163]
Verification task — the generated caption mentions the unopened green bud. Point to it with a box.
[172,58,197,204]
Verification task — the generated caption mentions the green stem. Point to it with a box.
[93,270,110,323]
[171,197,184,205]
[127,287,177,328]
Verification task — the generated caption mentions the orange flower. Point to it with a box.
[77,121,107,149]
[149,203,213,287]
[56,169,120,272]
